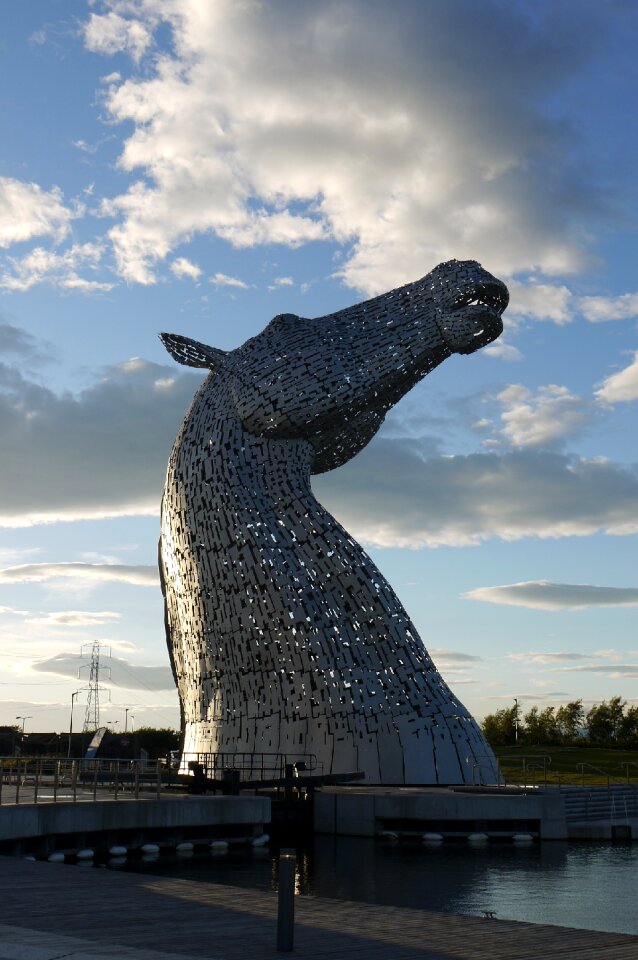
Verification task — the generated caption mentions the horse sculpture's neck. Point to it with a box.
[161,371,487,783]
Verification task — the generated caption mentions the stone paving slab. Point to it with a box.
[1,856,637,959]
[0,924,209,960]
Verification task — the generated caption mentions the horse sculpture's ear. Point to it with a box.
[159,333,227,370]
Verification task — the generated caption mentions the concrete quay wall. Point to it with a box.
[568,817,638,840]
[0,796,270,854]
[315,786,567,840]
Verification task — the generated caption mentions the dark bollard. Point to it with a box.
[277,848,296,952]
[221,768,240,795]
[284,763,294,802]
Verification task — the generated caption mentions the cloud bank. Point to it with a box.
[80,0,613,291]
[314,441,638,547]
[0,356,202,526]
[25,611,122,627]
[467,581,638,610]
[31,652,174,691]
[0,563,159,586]
[1,339,637,547]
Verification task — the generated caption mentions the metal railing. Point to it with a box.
[469,755,507,787]
[0,751,323,804]
[0,757,164,805]
[494,754,553,788]
[177,751,321,783]
[575,762,631,791]
[561,766,638,820]
[619,761,638,784]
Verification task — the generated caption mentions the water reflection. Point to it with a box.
[111,837,638,936]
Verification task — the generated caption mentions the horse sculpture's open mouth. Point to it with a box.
[442,279,509,353]
[453,281,509,317]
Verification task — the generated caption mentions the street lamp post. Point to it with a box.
[513,698,519,745]
[129,715,135,733]
[68,691,81,758]
[125,707,130,733]
[15,715,32,756]
[16,715,31,735]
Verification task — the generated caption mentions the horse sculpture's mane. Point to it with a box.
[159,259,508,784]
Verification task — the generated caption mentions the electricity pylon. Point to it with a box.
[79,641,112,731]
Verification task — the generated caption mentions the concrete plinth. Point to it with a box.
[314,786,567,840]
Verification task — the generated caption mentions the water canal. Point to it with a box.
[108,836,638,936]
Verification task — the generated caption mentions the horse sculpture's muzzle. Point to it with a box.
[437,278,509,355]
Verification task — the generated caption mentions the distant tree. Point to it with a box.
[482,706,519,747]
[556,700,584,742]
[618,705,638,747]
[586,697,626,743]
[0,725,20,755]
[134,727,180,758]
[523,707,541,744]
[524,706,559,745]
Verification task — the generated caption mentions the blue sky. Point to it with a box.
[0,0,637,736]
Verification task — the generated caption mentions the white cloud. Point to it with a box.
[507,651,595,664]
[0,243,114,293]
[25,611,123,627]
[314,441,638,548]
[506,279,573,324]
[268,275,295,291]
[84,1,608,289]
[429,648,483,663]
[465,581,638,610]
[73,139,98,155]
[31,652,174,691]
[0,563,158,586]
[84,12,153,62]
[579,292,638,322]
[483,340,522,362]
[210,272,248,289]
[593,649,625,663]
[496,383,588,447]
[0,176,76,249]
[595,352,638,404]
[170,257,202,280]
[555,663,638,679]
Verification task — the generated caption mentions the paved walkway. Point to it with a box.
[1,856,637,960]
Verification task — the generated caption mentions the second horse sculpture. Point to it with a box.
[160,259,508,784]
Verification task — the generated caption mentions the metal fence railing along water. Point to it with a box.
[0,757,164,805]
[0,751,323,804]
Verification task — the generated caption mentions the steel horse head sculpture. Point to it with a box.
[160,259,508,783]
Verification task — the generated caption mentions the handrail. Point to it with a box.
[619,761,638,784]
[177,751,321,781]
[495,754,552,787]
[575,762,631,790]
[467,756,507,788]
